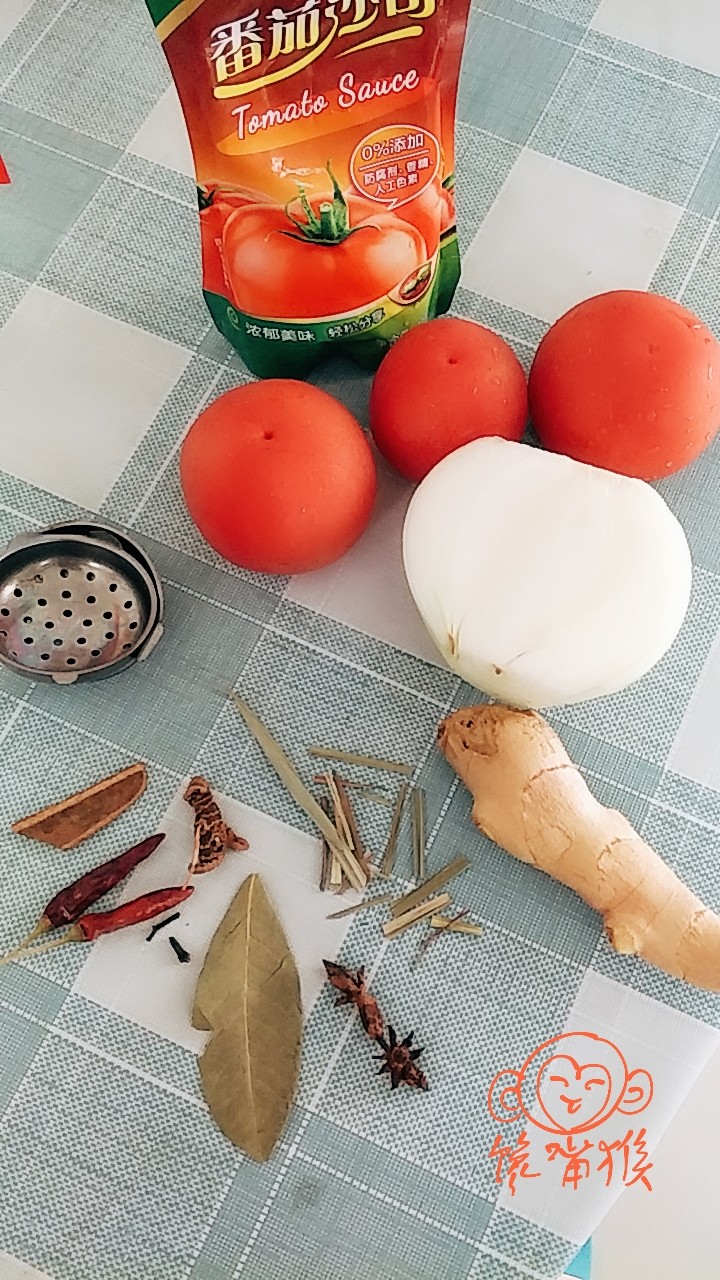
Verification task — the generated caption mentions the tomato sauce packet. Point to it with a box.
[145,0,471,378]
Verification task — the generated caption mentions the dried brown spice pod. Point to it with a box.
[374,1026,428,1091]
[193,874,302,1162]
[184,775,248,874]
[12,763,147,851]
[323,959,384,1040]
[323,960,431,1093]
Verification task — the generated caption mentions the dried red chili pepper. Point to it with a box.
[46,834,166,928]
[0,886,194,965]
[323,959,385,1040]
[1,833,166,961]
[73,886,194,941]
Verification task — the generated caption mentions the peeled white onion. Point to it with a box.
[402,437,692,708]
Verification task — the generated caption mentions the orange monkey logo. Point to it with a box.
[488,1031,654,1136]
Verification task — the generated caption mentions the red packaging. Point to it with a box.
[145,0,471,377]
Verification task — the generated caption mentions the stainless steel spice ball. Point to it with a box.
[0,521,164,684]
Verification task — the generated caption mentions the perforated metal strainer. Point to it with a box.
[0,521,164,684]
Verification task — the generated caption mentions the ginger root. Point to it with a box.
[438,704,720,993]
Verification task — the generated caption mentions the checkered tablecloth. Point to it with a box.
[1,2,720,1278]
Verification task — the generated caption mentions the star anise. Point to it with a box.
[374,1025,428,1091]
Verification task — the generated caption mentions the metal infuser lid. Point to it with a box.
[0,522,164,684]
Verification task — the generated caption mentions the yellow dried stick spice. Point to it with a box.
[308,745,414,776]
[430,915,483,937]
[381,783,409,877]
[390,856,470,918]
[230,694,366,892]
[383,892,451,938]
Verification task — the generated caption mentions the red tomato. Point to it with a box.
[222,203,426,319]
[180,380,377,574]
[398,179,445,254]
[286,188,378,229]
[329,188,435,255]
[208,184,270,216]
[344,191,383,223]
[369,317,528,482]
[199,185,271,299]
[199,203,228,299]
[439,184,455,234]
[529,291,720,480]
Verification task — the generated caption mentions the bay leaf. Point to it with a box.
[192,875,259,1031]
[192,1006,211,1032]
[193,873,302,1162]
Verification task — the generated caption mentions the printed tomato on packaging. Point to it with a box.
[144,0,471,377]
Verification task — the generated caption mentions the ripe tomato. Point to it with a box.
[319,184,441,252]
[529,291,720,480]
[286,188,378,228]
[222,202,426,319]
[199,202,228,299]
[180,380,377,574]
[198,184,271,300]
[370,317,528,482]
[398,179,446,255]
[439,183,455,234]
